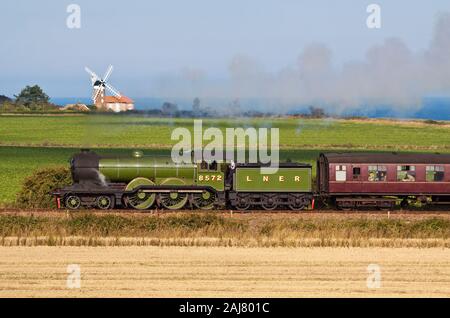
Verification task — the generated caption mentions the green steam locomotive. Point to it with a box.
[53,149,313,211]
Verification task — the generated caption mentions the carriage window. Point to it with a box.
[353,167,361,179]
[335,165,346,181]
[426,166,444,182]
[397,165,416,182]
[368,165,387,181]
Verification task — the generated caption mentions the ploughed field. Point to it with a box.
[0,115,449,205]
[0,246,448,297]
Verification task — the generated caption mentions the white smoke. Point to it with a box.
[158,13,450,115]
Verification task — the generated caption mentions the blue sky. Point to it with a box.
[1,0,450,99]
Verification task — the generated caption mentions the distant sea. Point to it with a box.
[50,96,450,120]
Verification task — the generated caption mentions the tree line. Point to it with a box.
[0,85,58,112]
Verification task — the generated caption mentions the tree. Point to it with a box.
[192,97,201,113]
[15,85,50,106]
[0,95,12,104]
[161,102,179,116]
[229,98,241,115]
[309,106,326,118]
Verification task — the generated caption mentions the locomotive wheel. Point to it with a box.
[158,178,188,210]
[159,192,188,210]
[235,195,251,211]
[96,195,113,210]
[193,190,216,210]
[261,195,278,211]
[288,195,309,211]
[65,195,81,210]
[125,177,156,210]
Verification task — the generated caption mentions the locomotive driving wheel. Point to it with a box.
[159,192,188,210]
[65,195,81,210]
[124,177,156,210]
[193,190,216,210]
[158,178,188,210]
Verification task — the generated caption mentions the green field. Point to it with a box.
[1,114,450,150]
[1,114,449,205]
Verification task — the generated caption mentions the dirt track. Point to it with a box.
[0,246,449,297]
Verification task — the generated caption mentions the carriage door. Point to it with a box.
[335,165,347,181]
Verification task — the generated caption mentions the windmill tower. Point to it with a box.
[85,65,133,111]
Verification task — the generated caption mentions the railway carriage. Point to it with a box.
[317,152,450,209]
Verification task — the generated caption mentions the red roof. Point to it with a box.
[103,95,134,103]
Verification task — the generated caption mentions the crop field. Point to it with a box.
[0,212,448,248]
[1,114,450,150]
[1,115,450,206]
[0,246,449,297]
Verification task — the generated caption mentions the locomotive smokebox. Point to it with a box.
[70,149,102,185]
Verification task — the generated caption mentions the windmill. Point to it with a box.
[85,65,123,109]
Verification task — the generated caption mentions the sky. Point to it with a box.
[1,0,450,107]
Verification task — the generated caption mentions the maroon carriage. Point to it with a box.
[317,153,450,209]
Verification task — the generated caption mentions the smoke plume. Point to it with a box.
[165,13,450,114]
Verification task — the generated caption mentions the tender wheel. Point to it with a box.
[96,195,113,210]
[235,195,251,211]
[261,195,278,211]
[193,190,216,210]
[288,195,309,211]
[125,177,156,210]
[65,195,81,210]
[159,192,188,210]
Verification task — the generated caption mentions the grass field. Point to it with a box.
[0,212,448,248]
[0,246,448,297]
[1,114,450,150]
[1,114,450,205]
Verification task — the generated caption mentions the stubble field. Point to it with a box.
[0,246,449,297]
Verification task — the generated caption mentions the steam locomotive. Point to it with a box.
[52,149,450,210]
